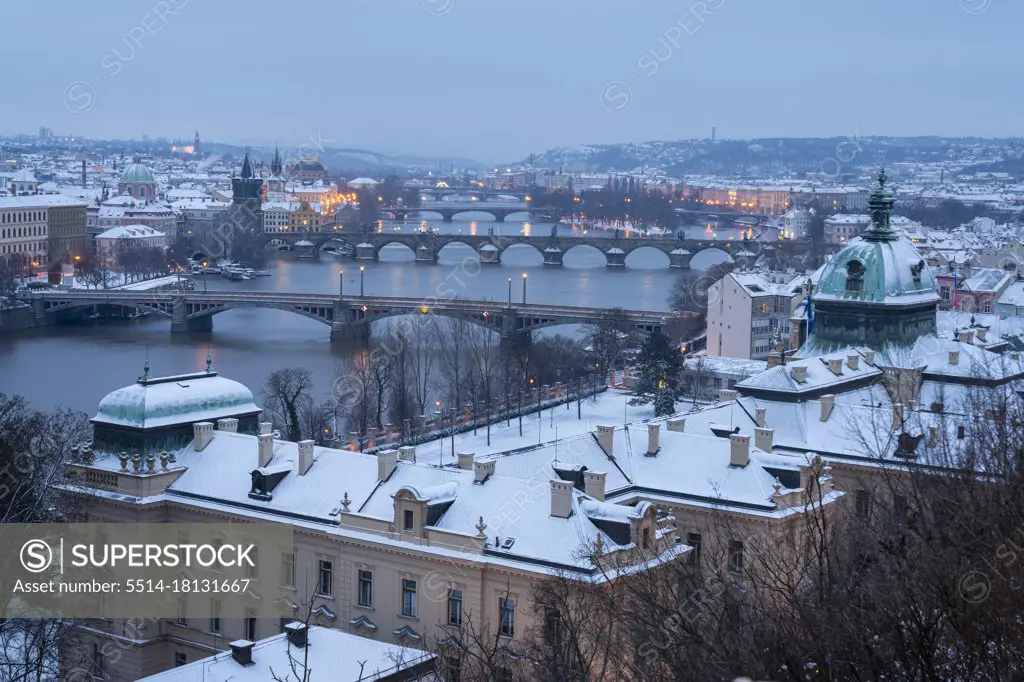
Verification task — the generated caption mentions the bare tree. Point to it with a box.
[262,369,315,442]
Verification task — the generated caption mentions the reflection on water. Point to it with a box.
[1,216,746,413]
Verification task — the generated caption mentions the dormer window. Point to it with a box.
[403,509,414,531]
[846,260,864,293]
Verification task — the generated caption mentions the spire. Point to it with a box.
[863,168,896,242]
[240,148,253,179]
[271,145,282,177]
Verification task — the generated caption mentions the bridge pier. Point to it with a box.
[494,214,506,223]
[441,213,454,223]
[605,247,626,268]
[669,248,692,269]
[356,243,376,261]
[478,244,500,264]
[330,321,370,345]
[542,247,563,267]
[415,245,437,263]
[171,316,213,334]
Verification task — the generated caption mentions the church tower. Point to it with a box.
[265,145,287,200]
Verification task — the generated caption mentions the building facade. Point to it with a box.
[706,271,806,359]
[0,196,49,265]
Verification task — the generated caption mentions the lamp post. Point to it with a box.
[521,272,527,304]
[507,277,512,308]
[359,265,365,297]
[339,270,344,297]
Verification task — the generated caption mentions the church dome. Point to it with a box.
[93,367,260,430]
[815,237,939,306]
[120,161,155,184]
[813,169,939,307]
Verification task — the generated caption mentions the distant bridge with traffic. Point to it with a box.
[267,230,822,268]
[27,290,673,342]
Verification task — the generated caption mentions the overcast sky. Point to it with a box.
[1,0,1019,162]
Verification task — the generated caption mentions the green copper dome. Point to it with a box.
[814,238,939,306]
[120,161,155,184]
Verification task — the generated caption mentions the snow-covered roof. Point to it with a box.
[92,371,260,430]
[95,224,165,240]
[138,626,434,682]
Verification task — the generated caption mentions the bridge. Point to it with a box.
[415,188,532,202]
[381,202,531,223]
[27,290,672,342]
[266,230,821,267]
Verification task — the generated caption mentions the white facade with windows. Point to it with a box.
[707,271,806,359]
[0,196,49,263]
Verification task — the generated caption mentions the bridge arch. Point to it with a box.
[435,240,481,261]
[624,245,671,269]
[373,240,417,261]
[498,242,544,265]
[561,243,608,267]
[689,246,737,270]
[187,302,335,326]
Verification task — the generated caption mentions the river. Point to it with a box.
[0,215,748,413]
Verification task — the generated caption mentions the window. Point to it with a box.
[543,607,561,647]
[727,541,744,574]
[92,643,105,678]
[402,579,418,617]
[281,551,295,588]
[447,589,463,627]
[403,509,414,531]
[174,652,187,667]
[358,569,373,608]
[210,599,221,633]
[318,560,333,597]
[855,490,871,519]
[246,546,259,579]
[245,610,257,641]
[984,300,992,313]
[175,598,187,626]
[687,532,702,568]
[641,526,651,550]
[499,598,516,637]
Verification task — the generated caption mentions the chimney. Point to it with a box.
[398,446,416,462]
[729,434,750,467]
[755,407,767,428]
[977,328,987,342]
[229,640,254,666]
[754,427,774,451]
[550,480,573,518]
[827,358,843,376]
[766,354,781,368]
[284,622,308,648]
[193,422,214,451]
[298,439,315,475]
[474,458,495,483]
[596,425,615,456]
[718,389,738,402]
[961,329,974,344]
[666,418,686,433]
[949,349,960,366]
[863,350,876,365]
[647,423,660,455]
[790,365,807,383]
[847,354,859,370]
[377,449,398,481]
[258,421,273,436]
[216,418,238,433]
[457,451,474,470]
[81,159,86,189]
[820,394,835,422]
[892,402,904,428]
[258,433,274,467]
[583,471,606,501]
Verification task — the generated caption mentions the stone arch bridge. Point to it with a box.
[267,231,819,268]
[29,290,672,342]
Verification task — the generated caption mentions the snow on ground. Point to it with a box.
[413,389,659,466]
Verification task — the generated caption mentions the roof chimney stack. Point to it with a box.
[827,358,843,376]
[584,471,607,501]
[298,440,315,475]
[754,427,774,452]
[216,418,238,433]
[258,432,274,468]
[258,421,273,436]
[398,446,416,462]
[790,365,807,383]
[474,459,495,483]
[847,354,859,370]
[646,423,660,455]
[755,407,767,427]
[193,422,214,451]
[666,417,686,432]
[820,394,836,422]
[864,350,876,365]
[949,349,960,366]
[729,434,750,467]
[596,425,614,457]
[550,480,573,518]
[229,640,254,666]
[718,389,738,402]
[377,449,398,481]
[284,622,308,648]
[457,451,474,470]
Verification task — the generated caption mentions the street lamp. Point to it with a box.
[339,269,344,297]
[521,272,527,304]
[507,277,512,308]
[359,265,365,297]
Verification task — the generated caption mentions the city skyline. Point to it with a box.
[1,0,1021,161]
